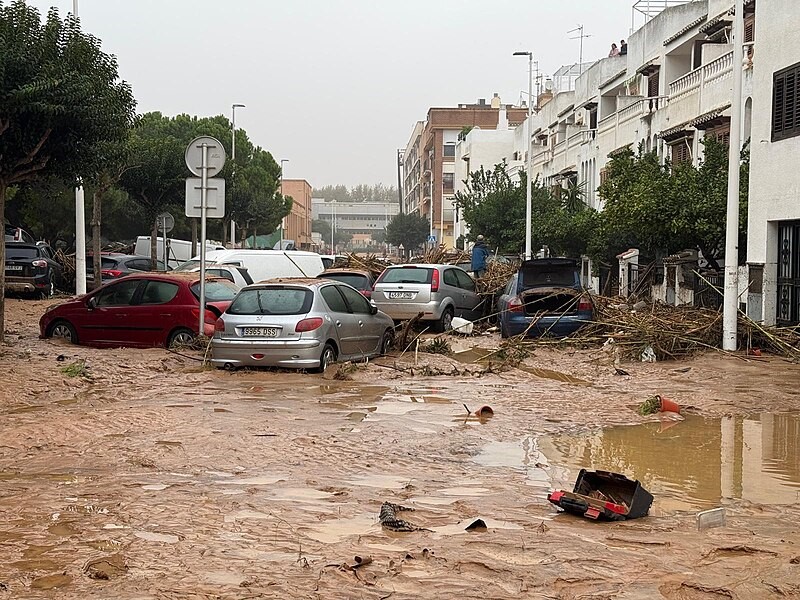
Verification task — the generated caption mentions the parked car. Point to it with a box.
[371,264,483,332]
[39,273,238,348]
[4,225,36,244]
[318,268,376,298]
[211,278,394,372]
[175,249,324,281]
[134,236,225,270]
[4,241,63,297]
[496,258,593,338]
[184,265,253,289]
[86,254,170,286]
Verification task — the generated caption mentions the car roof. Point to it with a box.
[118,272,226,284]
[320,268,373,277]
[249,277,332,288]
[4,241,38,248]
[387,263,463,270]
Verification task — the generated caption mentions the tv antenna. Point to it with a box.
[567,24,592,74]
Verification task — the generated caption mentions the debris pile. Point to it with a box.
[331,253,392,279]
[476,260,517,295]
[419,246,471,265]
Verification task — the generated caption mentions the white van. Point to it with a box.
[174,249,324,281]
[134,237,225,269]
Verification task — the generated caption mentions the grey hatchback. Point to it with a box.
[371,264,484,332]
[210,278,394,372]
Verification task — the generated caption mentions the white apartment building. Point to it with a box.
[746,0,800,326]
[311,199,400,250]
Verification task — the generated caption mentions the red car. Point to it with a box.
[39,273,238,348]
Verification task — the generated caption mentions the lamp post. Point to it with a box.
[514,50,534,260]
[72,0,86,294]
[280,159,289,250]
[230,103,245,247]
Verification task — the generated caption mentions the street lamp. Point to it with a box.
[72,0,87,294]
[280,159,289,250]
[230,103,245,247]
[514,50,534,260]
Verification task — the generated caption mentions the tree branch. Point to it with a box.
[13,128,52,169]
[9,159,50,183]
[0,119,9,137]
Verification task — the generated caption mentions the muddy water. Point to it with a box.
[453,347,589,385]
[540,412,800,511]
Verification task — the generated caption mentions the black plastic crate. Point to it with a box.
[547,469,653,521]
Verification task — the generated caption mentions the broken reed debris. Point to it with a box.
[331,253,392,279]
[529,296,800,361]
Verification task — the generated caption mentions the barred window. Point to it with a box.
[773,63,800,142]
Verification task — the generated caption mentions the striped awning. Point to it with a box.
[658,105,731,139]
[663,14,707,46]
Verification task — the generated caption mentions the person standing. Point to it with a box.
[609,43,620,57]
[471,235,490,279]
[620,39,628,55]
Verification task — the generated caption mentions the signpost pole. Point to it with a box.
[199,143,209,335]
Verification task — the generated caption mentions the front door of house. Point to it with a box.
[777,221,800,325]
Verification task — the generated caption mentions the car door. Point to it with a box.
[319,284,358,358]
[337,284,381,354]
[74,278,145,345]
[442,268,466,316]
[128,279,181,346]
[454,268,483,320]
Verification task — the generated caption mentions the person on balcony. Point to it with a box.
[609,43,620,57]
[620,40,628,55]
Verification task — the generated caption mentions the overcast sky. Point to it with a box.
[28,0,638,188]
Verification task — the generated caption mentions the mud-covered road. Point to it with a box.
[1,297,799,599]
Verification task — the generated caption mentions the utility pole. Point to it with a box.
[72,0,86,295]
[396,148,404,213]
[568,25,592,74]
[514,51,534,259]
[280,159,289,250]
[722,0,745,351]
[230,103,245,247]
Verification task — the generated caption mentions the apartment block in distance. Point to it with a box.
[281,179,313,250]
[402,95,527,248]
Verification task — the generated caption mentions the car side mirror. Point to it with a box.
[369,303,378,315]
[87,296,97,310]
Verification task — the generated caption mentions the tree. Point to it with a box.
[313,184,399,203]
[385,212,429,254]
[0,1,136,339]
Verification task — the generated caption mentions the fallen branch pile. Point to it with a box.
[419,246,471,265]
[331,253,392,279]
[531,297,800,361]
[476,260,516,295]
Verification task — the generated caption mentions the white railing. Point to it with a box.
[702,50,733,85]
[618,98,645,124]
[668,68,702,98]
[598,113,616,133]
[567,129,597,149]
[553,140,566,157]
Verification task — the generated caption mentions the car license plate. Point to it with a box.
[5,265,23,271]
[388,292,414,299]
[242,327,279,337]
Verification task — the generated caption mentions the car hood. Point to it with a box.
[519,258,581,290]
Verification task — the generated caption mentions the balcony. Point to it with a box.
[533,148,552,166]
[667,50,735,126]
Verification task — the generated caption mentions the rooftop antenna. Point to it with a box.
[567,24,592,74]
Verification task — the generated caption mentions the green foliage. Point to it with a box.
[312,218,331,238]
[314,183,398,203]
[385,212,429,252]
[458,126,474,141]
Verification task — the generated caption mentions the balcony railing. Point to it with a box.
[668,51,733,101]
[668,68,702,99]
[553,140,566,157]
[702,50,733,86]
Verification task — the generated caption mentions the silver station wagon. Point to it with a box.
[371,264,484,332]
[210,278,394,372]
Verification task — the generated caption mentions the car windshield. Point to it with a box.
[521,265,577,288]
[174,260,201,272]
[228,287,313,315]
[190,280,238,302]
[5,246,39,259]
[320,273,369,289]
[380,267,432,284]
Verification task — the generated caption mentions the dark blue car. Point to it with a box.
[497,258,593,338]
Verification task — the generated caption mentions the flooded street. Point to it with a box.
[2,299,800,598]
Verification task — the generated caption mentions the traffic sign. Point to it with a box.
[157,212,175,233]
[185,136,226,177]
[428,234,437,243]
[185,178,226,218]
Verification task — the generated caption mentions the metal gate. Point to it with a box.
[777,221,800,325]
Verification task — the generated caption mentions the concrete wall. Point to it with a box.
[282,179,313,249]
[747,2,800,324]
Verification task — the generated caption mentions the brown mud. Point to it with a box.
[1,297,799,599]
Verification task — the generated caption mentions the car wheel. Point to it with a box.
[312,343,336,374]
[379,330,394,355]
[500,320,510,339]
[168,327,196,348]
[49,320,78,344]
[435,307,454,333]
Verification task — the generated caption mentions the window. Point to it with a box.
[379,267,432,284]
[190,280,238,302]
[744,14,755,44]
[443,144,456,158]
[773,62,800,142]
[338,285,371,314]
[669,137,693,165]
[455,269,476,292]
[127,259,151,271]
[443,269,459,287]
[206,268,235,283]
[442,173,455,192]
[140,281,179,304]
[95,279,141,307]
[647,69,660,98]
[229,287,313,315]
[321,285,348,313]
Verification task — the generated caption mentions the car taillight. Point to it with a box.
[191,308,219,324]
[508,296,524,313]
[32,259,47,268]
[361,289,372,298]
[101,269,123,277]
[296,317,323,332]
[578,295,593,312]
[215,317,225,332]
[431,269,440,292]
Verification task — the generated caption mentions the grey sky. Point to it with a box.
[28,0,635,188]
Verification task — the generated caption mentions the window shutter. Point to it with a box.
[773,63,800,141]
[648,69,660,97]
[744,15,755,44]
[774,72,786,138]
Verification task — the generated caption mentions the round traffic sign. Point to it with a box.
[157,212,175,233]
[185,136,227,177]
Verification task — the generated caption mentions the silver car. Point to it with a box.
[371,264,484,332]
[210,278,395,372]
